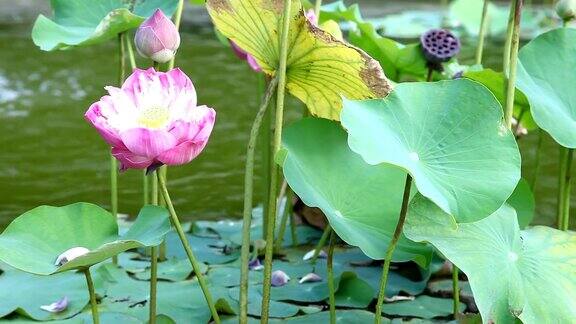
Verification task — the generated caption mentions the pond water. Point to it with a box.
[0,21,572,229]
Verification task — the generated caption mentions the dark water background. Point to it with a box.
[0,2,571,229]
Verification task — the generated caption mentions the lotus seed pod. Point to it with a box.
[420,29,461,65]
[556,0,576,22]
[134,9,181,63]
[54,247,90,266]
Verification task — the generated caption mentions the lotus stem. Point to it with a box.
[261,0,293,321]
[327,230,337,324]
[475,0,490,65]
[274,186,294,252]
[84,268,100,324]
[157,171,221,323]
[289,200,298,247]
[125,34,137,70]
[503,1,514,76]
[311,225,331,266]
[239,77,278,324]
[558,148,574,230]
[452,264,460,317]
[314,0,323,18]
[530,129,544,190]
[158,165,168,261]
[260,74,272,242]
[426,67,434,82]
[149,170,159,324]
[374,175,412,324]
[168,0,185,70]
[503,0,523,129]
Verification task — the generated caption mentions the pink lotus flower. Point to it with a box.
[85,68,216,171]
[135,9,181,63]
[229,40,262,72]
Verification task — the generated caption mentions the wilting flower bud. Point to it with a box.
[40,297,68,313]
[420,29,461,67]
[271,270,290,287]
[55,247,90,266]
[299,273,322,284]
[135,9,181,63]
[556,0,576,22]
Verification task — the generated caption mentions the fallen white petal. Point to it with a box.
[303,249,327,261]
[40,296,68,313]
[299,273,322,284]
[55,247,90,266]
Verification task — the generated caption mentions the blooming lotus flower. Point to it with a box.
[85,68,216,171]
[135,9,181,63]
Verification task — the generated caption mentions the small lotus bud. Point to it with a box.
[271,270,290,287]
[299,273,322,284]
[135,9,181,64]
[55,247,90,266]
[420,29,461,66]
[305,9,319,27]
[40,297,68,313]
[556,0,576,22]
[229,40,262,72]
[302,248,327,261]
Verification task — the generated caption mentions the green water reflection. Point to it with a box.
[0,26,572,229]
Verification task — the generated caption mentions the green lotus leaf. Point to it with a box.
[428,279,474,300]
[449,0,509,36]
[382,295,465,319]
[32,0,179,51]
[404,197,576,323]
[341,79,521,223]
[165,232,240,265]
[0,203,171,275]
[507,178,535,229]
[517,28,576,148]
[229,286,299,319]
[286,310,379,323]
[280,118,432,266]
[206,0,391,120]
[134,257,208,282]
[464,68,537,130]
[0,265,98,321]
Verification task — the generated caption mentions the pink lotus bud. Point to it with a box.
[229,40,262,72]
[305,9,319,27]
[135,9,181,63]
[85,68,216,171]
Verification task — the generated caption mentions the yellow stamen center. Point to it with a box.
[138,106,169,129]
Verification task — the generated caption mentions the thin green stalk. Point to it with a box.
[168,0,185,70]
[260,74,272,241]
[327,230,337,324]
[503,0,523,129]
[559,148,574,230]
[530,129,544,190]
[274,186,294,252]
[143,170,149,205]
[426,67,434,82]
[84,268,100,324]
[374,175,412,324]
[503,1,515,76]
[157,171,221,323]
[475,0,490,65]
[261,0,293,321]
[311,225,331,266]
[149,170,159,324]
[158,165,168,262]
[558,146,568,228]
[314,0,322,18]
[289,201,298,247]
[452,265,460,317]
[125,34,137,70]
[239,77,278,324]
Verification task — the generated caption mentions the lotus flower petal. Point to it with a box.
[85,68,215,170]
[40,297,68,313]
[55,247,90,266]
[303,249,327,261]
[271,270,290,287]
[299,273,322,284]
[248,258,264,271]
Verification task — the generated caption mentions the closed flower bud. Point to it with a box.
[135,9,181,63]
[556,0,576,22]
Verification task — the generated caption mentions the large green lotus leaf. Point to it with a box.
[507,178,535,229]
[206,0,391,120]
[404,197,576,323]
[464,69,537,130]
[280,118,432,266]
[382,295,465,319]
[97,263,235,323]
[165,232,240,265]
[4,312,142,324]
[32,0,179,51]
[517,28,576,148]
[341,79,521,223]
[0,203,171,275]
[0,265,94,321]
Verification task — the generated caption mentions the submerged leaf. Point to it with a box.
[405,197,576,323]
[206,0,391,120]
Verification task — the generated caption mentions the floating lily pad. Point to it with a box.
[405,198,576,323]
[428,279,473,299]
[281,118,432,266]
[0,265,96,321]
[32,0,179,51]
[208,266,264,287]
[134,258,207,282]
[0,204,171,274]
[383,295,465,319]
[517,28,576,148]
[341,79,521,223]
[207,0,391,120]
[333,272,374,309]
[229,286,299,319]
[286,310,379,323]
[165,232,240,265]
